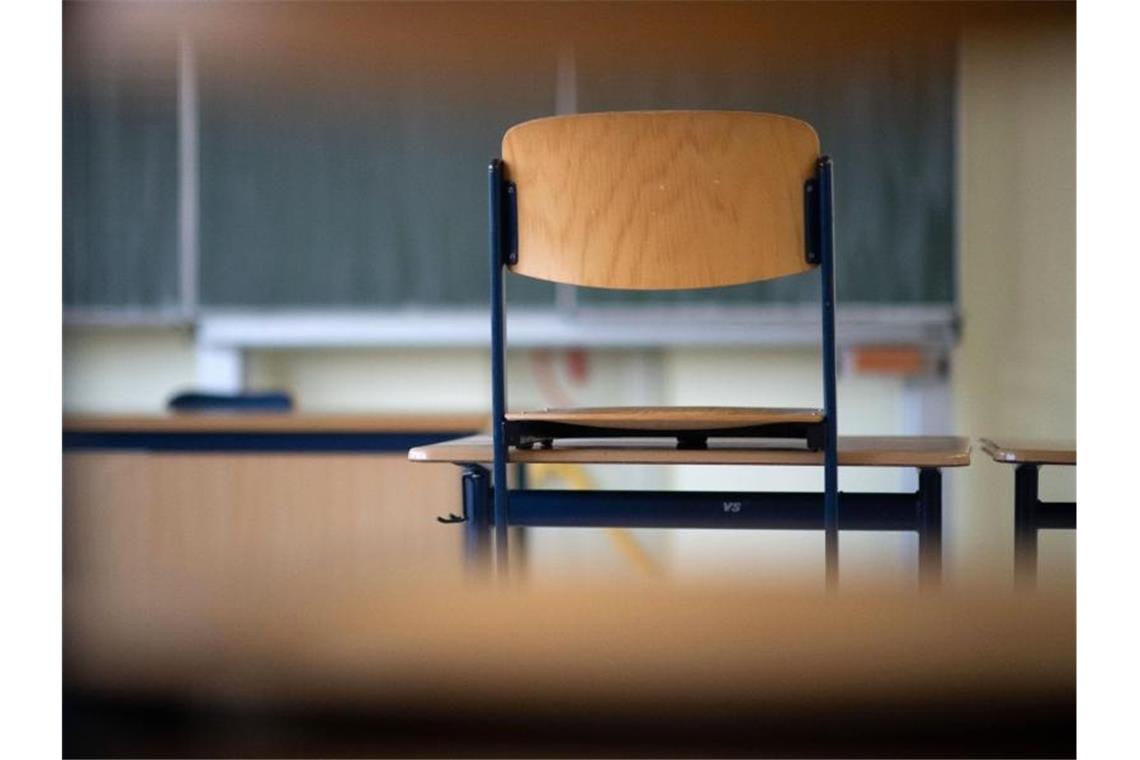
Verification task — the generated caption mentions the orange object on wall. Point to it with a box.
[850,345,927,376]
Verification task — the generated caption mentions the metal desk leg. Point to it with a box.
[462,465,492,577]
[917,468,943,591]
[1015,464,1039,591]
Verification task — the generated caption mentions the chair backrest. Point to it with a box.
[501,111,820,290]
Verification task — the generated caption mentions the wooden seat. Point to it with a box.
[505,405,825,449]
[506,407,824,430]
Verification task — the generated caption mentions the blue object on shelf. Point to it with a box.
[167,391,294,413]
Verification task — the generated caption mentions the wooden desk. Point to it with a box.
[63,413,485,663]
[410,435,970,587]
[980,437,1076,465]
[64,579,1074,757]
[64,412,485,450]
[980,437,1076,589]
[411,434,970,468]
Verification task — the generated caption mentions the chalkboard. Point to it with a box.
[63,2,957,314]
[573,27,955,306]
[63,32,180,310]
[197,58,558,307]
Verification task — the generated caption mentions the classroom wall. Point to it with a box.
[952,12,1076,588]
[63,327,197,412]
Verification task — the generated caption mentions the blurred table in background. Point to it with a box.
[63,413,485,611]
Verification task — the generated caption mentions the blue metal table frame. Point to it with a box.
[452,462,944,589]
[978,438,1076,591]
[1013,464,1076,590]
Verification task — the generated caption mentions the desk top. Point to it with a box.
[64,413,487,435]
[979,437,1076,465]
[410,434,971,468]
[65,578,1073,757]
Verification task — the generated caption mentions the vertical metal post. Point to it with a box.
[488,160,511,578]
[462,466,492,577]
[818,157,840,591]
[512,463,529,578]
[1014,464,1039,591]
[177,31,199,321]
[917,468,943,590]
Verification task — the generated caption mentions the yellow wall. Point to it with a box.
[952,15,1076,587]
[63,327,197,412]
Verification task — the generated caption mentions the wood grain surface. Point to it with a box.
[410,434,971,468]
[64,452,466,615]
[65,578,1073,717]
[63,413,487,434]
[502,111,820,289]
[506,405,823,430]
[979,437,1076,465]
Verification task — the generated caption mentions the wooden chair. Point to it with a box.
[488,111,840,583]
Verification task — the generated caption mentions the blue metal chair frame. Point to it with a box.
[483,155,925,590]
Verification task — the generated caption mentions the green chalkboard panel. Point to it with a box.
[573,35,955,306]
[63,41,180,309]
[63,2,957,315]
[197,58,557,307]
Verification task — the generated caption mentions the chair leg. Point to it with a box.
[511,464,528,578]
[824,476,838,590]
[493,426,511,580]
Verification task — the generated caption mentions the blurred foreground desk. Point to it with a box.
[63,413,484,614]
[410,435,970,587]
[65,581,1074,757]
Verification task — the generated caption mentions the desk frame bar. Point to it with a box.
[459,464,943,587]
[1014,464,1077,591]
[507,489,916,530]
